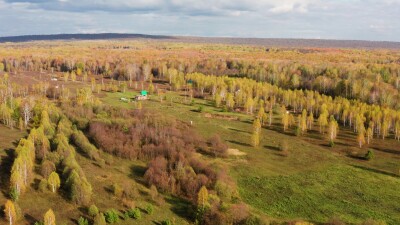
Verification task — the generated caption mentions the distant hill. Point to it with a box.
[1,33,400,49]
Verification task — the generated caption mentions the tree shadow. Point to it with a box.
[351,164,400,178]
[228,140,251,147]
[24,213,38,224]
[0,149,15,196]
[129,165,147,185]
[77,206,87,215]
[263,145,280,151]
[165,195,192,221]
[346,154,366,160]
[373,148,400,155]
[228,127,250,134]
[103,185,113,194]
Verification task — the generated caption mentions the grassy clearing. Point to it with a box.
[238,164,400,224]
[101,91,400,224]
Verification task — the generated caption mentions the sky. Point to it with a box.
[0,0,399,41]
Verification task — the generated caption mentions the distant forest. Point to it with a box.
[1,33,400,49]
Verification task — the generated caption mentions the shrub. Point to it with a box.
[9,187,19,201]
[41,160,56,178]
[278,140,289,157]
[127,207,141,219]
[162,219,175,225]
[295,127,301,136]
[93,213,106,225]
[207,134,228,157]
[111,183,123,198]
[244,215,265,225]
[104,209,119,223]
[329,140,335,147]
[38,179,48,192]
[123,212,130,220]
[364,149,374,160]
[279,140,289,151]
[97,158,106,168]
[145,204,154,215]
[122,198,135,209]
[88,204,99,217]
[77,216,89,225]
[150,185,158,201]
[197,105,204,112]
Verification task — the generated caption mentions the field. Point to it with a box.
[101,90,400,224]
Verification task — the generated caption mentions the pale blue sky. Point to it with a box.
[0,0,399,41]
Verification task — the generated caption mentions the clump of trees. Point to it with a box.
[187,73,400,148]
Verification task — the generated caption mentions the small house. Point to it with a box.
[135,90,148,100]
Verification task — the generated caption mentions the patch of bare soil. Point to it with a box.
[204,113,240,121]
[227,148,246,156]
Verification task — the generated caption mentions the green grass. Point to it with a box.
[238,164,400,224]
[100,90,400,224]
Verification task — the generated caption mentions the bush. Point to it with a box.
[123,212,130,220]
[329,140,335,147]
[93,213,106,225]
[162,219,175,225]
[88,204,99,217]
[111,183,123,198]
[208,134,228,157]
[244,215,265,225]
[197,105,204,112]
[364,149,374,160]
[38,179,48,192]
[78,216,89,225]
[127,207,141,219]
[9,187,19,201]
[41,160,56,178]
[145,204,154,215]
[279,140,289,151]
[278,140,289,157]
[295,127,301,136]
[104,209,119,223]
[122,198,135,209]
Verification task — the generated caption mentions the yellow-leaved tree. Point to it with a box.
[44,209,56,225]
[4,200,17,225]
[47,172,61,193]
[197,186,209,209]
